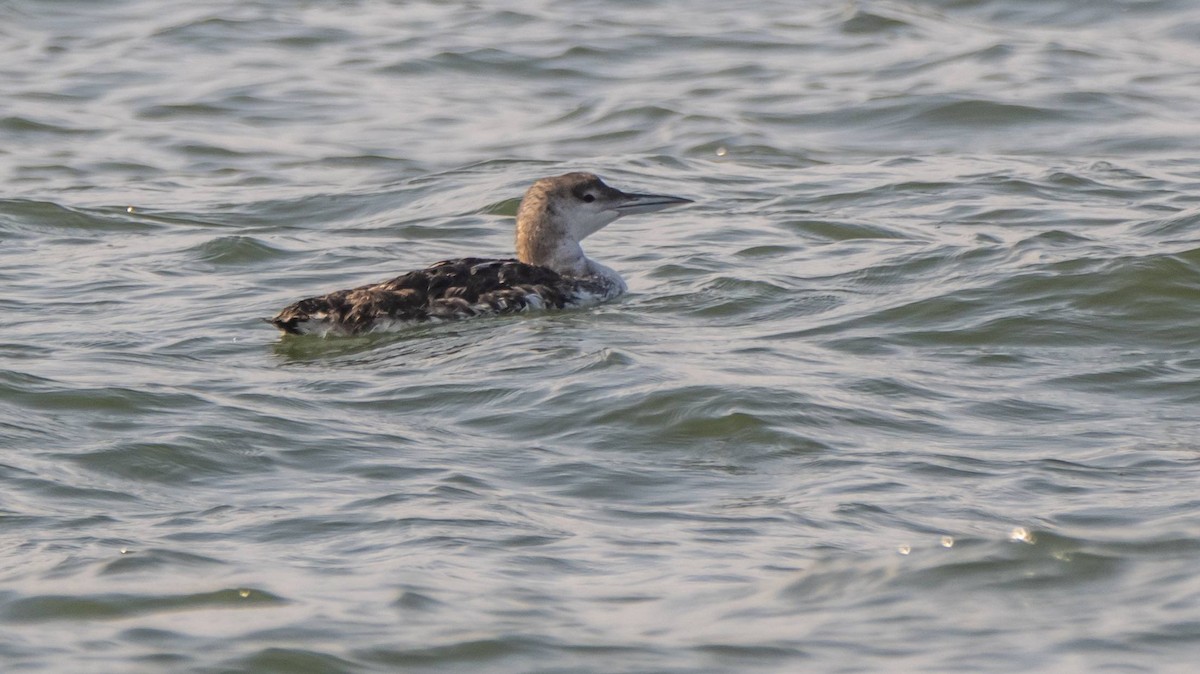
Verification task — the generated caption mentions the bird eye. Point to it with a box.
[582,193,595,203]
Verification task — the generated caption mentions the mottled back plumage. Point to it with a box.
[270,258,581,336]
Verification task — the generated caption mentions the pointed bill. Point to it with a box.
[611,191,693,215]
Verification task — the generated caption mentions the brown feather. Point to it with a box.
[270,258,578,335]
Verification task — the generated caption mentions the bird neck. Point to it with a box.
[516,207,590,275]
[518,236,591,276]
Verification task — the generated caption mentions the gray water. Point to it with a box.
[3,1,1200,672]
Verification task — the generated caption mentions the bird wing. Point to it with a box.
[270,258,573,335]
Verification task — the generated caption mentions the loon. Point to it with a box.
[270,172,692,336]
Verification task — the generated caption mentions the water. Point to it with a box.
[3,0,1200,671]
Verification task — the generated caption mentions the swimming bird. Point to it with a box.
[269,172,692,336]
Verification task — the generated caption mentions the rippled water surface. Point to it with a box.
[4,0,1200,672]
